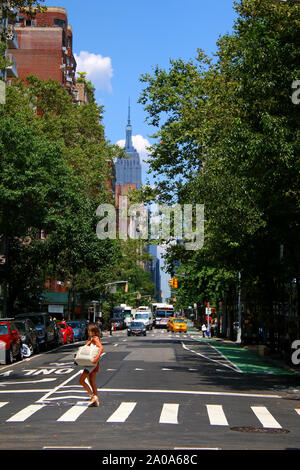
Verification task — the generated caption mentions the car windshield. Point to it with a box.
[135,314,148,319]
[59,324,66,330]
[156,310,173,318]
[174,319,185,323]
[68,322,80,327]
[0,324,9,335]
[22,316,44,326]
[131,322,144,328]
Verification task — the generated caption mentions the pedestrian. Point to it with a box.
[201,323,207,338]
[78,323,103,407]
[96,317,103,338]
[110,321,114,336]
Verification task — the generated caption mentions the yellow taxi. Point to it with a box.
[167,317,187,333]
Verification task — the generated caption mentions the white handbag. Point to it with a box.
[75,342,99,366]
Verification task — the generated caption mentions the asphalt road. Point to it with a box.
[1,327,300,451]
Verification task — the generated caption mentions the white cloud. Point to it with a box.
[74,50,113,93]
[116,134,151,164]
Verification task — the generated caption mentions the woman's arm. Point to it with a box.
[92,336,103,362]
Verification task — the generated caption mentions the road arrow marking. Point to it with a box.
[0,378,57,386]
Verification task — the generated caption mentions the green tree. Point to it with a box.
[139,0,300,343]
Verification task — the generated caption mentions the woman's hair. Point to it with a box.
[88,323,101,339]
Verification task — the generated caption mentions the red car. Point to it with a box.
[0,319,23,364]
[57,321,74,344]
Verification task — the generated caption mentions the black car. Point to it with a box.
[14,318,39,356]
[15,313,57,350]
[127,321,147,337]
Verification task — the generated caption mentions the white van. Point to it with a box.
[134,309,153,330]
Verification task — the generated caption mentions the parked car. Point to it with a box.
[67,321,84,342]
[127,321,147,337]
[0,319,23,364]
[57,321,74,344]
[14,318,39,356]
[15,313,57,350]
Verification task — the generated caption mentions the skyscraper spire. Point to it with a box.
[128,97,131,125]
[125,97,135,152]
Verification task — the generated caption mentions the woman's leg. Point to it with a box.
[79,371,93,397]
[88,371,98,398]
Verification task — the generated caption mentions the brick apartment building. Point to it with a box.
[8,6,77,96]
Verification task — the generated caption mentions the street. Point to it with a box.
[0,324,300,451]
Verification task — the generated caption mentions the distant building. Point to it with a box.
[8,6,76,96]
[0,2,19,86]
[115,102,142,190]
[146,244,162,301]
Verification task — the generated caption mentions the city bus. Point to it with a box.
[151,303,174,328]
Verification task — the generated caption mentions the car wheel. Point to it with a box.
[16,346,23,361]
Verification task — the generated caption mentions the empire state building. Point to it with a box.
[115,103,142,189]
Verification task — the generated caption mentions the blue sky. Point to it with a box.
[44,0,238,301]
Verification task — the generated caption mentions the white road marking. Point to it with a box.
[36,369,83,404]
[206,405,229,426]
[7,404,45,422]
[0,402,8,408]
[295,409,300,416]
[106,402,137,423]
[251,406,282,428]
[42,396,89,401]
[43,446,92,449]
[159,404,179,424]
[95,388,281,399]
[57,402,89,422]
[0,378,57,386]
[0,389,52,394]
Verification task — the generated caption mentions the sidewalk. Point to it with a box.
[188,324,299,376]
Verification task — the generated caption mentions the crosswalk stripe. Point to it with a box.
[106,402,137,423]
[206,405,229,426]
[159,404,179,424]
[295,409,300,416]
[0,402,8,408]
[251,406,282,428]
[57,403,88,422]
[6,404,45,422]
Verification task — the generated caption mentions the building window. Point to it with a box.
[54,18,66,30]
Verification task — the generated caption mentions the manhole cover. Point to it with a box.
[230,427,290,434]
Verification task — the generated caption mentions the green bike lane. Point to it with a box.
[187,323,296,376]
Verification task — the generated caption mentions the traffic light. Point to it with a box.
[169,278,174,288]
[173,278,178,289]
